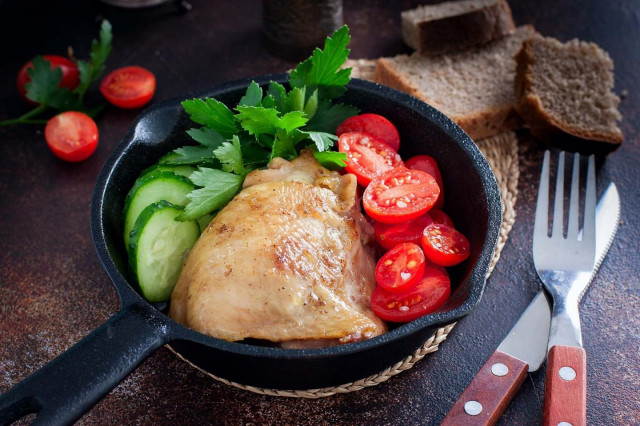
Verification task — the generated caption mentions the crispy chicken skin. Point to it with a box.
[169,150,386,345]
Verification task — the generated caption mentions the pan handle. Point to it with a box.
[0,303,170,425]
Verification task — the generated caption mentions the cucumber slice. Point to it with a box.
[128,201,200,302]
[141,163,197,178]
[123,171,195,246]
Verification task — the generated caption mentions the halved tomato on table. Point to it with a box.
[337,113,401,152]
[100,66,156,109]
[45,111,99,162]
[363,168,440,224]
[405,154,445,209]
[375,243,426,293]
[371,265,451,322]
[338,132,403,186]
[374,213,433,250]
[422,223,470,267]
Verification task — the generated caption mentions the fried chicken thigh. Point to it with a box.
[169,150,386,346]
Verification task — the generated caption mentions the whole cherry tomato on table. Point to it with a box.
[337,113,401,152]
[45,111,99,162]
[17,55,80,104]
[100,66,156,109]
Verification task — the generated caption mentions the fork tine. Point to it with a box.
[552,151,566,238]
[534,151,551,242]
[567,154,581,240]
[582,155,597,248]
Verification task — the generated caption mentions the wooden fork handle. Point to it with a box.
[441,350,528,426]
[543,345,587,426]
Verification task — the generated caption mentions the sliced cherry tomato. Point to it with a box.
[405,154,444,209]
[374,213,433,250]
[45,111,98,162]
[17,55,79,104]
[375,243,426,293]
[371,264,451,322]
[337,113,401,152]
[363,168,440,224]
[338,132,404,186]
[428,209,455,227]
[421,223,470,267]
[100,66,156,109]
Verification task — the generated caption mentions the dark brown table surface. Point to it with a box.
[1,0,638,424]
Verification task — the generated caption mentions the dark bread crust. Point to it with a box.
[514,38,623,155]
[409,0,516,55]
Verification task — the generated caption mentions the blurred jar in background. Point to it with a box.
[262,0,343,61]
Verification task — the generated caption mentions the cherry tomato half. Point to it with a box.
[338,132,404,186]
[100,66,156,109]
[371,264,451,322]
[337,113,401,152]
[428,209,455,227]
[405,154,445,209]
[45,111,99,162]
[421,223,470,267]
[17,55,80,104]
[374,213,433,250]
[375,243,426,293]
[363,168,440,224]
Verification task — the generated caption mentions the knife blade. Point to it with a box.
[441,182,620,426]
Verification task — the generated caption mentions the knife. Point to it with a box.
[441,183,620,426]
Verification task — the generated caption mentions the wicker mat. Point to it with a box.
[170,131,520,397]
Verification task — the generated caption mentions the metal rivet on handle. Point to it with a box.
[558,422,573,426]
[491,363,509,376]
[559,367,576,381]
[464,401,483,416]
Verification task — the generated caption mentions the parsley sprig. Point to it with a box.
[167,25,358,221]
[0,20,112,127]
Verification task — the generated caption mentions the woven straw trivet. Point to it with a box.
[169,131,520,398]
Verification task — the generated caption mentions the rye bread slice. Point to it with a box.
[374,25,537,140]
[514,36,623,155]
[402,0,515,55]
[343,58,378,81]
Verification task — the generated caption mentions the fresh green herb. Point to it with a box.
[171,25,357,221]
[0,20,113,127]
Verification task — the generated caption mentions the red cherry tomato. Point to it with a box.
[17,55,80,104]
[100,66,156,109]
[421,223,470,267]
[405,154,445,209]
[363,168,440,224]
[45,111,99,162]
[375,243,426,293]
[428,209,455,227]
[337,113,401,152]
[338,132,404,186]
[374,213,433,250]
[371,264,451,322]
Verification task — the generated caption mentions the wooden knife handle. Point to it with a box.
[441,350,528,426]
[543,345,587,426]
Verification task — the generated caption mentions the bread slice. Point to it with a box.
[374,25,537,140]
[343,58,378,81]
[514,36,623,154]
[402,0,515,55]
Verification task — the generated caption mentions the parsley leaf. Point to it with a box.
[302,131,338,152]
[24,56,78,109]
[238,81,263,107]
[213,136,246,175]
[186,127,226,148]
[305,100,358,133]
[267,81,287,112]
[235,106,308,136]
[289,25,351,100]
[75,20,113,99]
[182,98,238,138]
[178,168,244,220]
[313,151,347,169]
[271,129,298,161]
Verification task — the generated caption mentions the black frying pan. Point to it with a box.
[0,75,502,425]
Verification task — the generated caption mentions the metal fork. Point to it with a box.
[533,150,596,426]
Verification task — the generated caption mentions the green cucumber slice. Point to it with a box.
[128,201,200,302]
[140,163,197,178]
[123,171,195,246]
